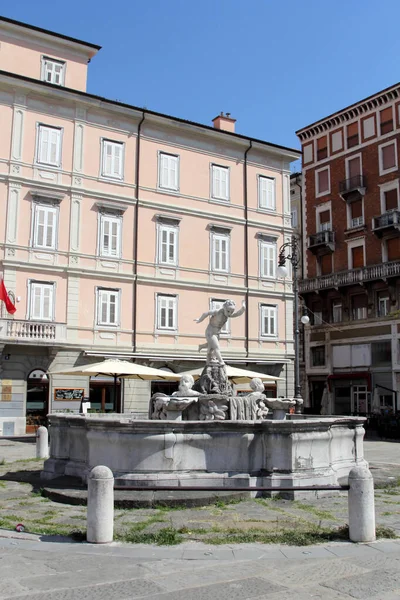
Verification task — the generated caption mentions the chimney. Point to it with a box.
[212,112,236,133]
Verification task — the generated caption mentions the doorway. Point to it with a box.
[89,375,121,413]
[26,369,49,425]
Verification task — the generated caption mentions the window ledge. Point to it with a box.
[344,226,367,235]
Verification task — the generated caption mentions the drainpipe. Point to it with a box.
[244,141,252,359]
[294,174,304,279]
[133,112,145,355]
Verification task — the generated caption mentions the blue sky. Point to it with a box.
[3,0,400,163]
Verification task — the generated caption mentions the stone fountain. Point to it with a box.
[42,299,367,499]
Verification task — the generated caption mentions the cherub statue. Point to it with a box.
[172,374,200,397]
[247,378,270,420]
[194,299,246,365]
[151,394,169,420]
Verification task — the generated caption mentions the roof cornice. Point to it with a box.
[296,82,400,142]
[0,70,301,160]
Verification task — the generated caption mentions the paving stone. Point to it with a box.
[256,585,352,599]
[322,568,400,599]
[148,577,286,600]
[261,557,368,587]
[0,578,28,599]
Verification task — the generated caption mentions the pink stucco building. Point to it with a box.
[0,16,300,434]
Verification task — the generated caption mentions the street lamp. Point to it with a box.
[277,235,304,413]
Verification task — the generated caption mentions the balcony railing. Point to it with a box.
[0,319,67,342]
[339,174,367,194]
[373,210,400,233]
[308,230,335,254]
[299,259,400,293]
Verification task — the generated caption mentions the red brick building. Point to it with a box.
[297,83,400,415]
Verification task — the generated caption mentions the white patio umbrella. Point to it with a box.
[48,358,181,409]
[371,387,381,415]
[178,365,283,384]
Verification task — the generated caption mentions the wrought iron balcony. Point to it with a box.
[372,210,400,238]
[0,319,67,343]
[299,259,400,293]
[339,175,367,202]
[308,230,335,255]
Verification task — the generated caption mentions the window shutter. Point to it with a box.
[266,178,275,209]
[387,238,400,261]
[109,293,116,324]
[113,144,122,178]
[36,207,46,246]
[42,286,52,320]
[382,144,396,170]
[32,286,42,319]
[351,200,363,219]
[104,142,113,175]
[259,177,267,207]
[319,210,330,224]
[352,294,367,309]
[102,219,110,254]
[111,221,118,255]
[348,156,361,178]
[220,168,228,199]
[320,254,332,275]
[352,246,364,268]
[318,169,329,193]
[169,156,177,189]
[49,129,60,164]
[213,167,220,198]
[46,209,55,248]
[385,189,398,211]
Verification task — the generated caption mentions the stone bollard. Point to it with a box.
[36,426,49,459]
[348,466,376,543]
[87,465,114,544]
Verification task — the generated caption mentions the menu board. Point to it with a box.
[54,388,85,401]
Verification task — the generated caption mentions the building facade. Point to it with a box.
[297,83,400,415]
[0,16,299,434]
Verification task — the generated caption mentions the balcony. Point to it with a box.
[0,320,67,344]
[339,175,367,202]
[372,210,400,238]
[299,259,400,293]
[308,230,335,255]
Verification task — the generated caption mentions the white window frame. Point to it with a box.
[379,140,398,175]
[158,152,179,191]
[303,142,313,164]
[346,200,365,229]
[99,214,122,258]
[291,207,298,228]
[259,240,276,279]
[258,175,276,210]
[379,180,400,214]
[351,297,368,321]
[345,152,362,181]
[211,164,230,202]
[28,281,55,321]
[41,56,65,86]
[310,345,326,367]
[316,202,332,232]
[362,115,376,140]
[260,304,278,338]
[156,294,178,331]
[347,237,366,269]
[157,223,178,266]
[210,298,229,334]
[211,231,230,273]
[96,288,120,327]
[315,166,330,198]
[332,302,342,324]
[101,139,124,180]
[36,124,62,167]
[378,295,390,317]
[32,203,58,250]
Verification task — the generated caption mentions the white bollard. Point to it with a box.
[348,466,376,543]
[36,426,49,459]
[87,465,114,544]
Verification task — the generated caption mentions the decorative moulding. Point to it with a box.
[95,200,127,215]
[30,189,64,204]
[155,214,182,226]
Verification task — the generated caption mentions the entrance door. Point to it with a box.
[310,381,326,414]
[352,385,370,415]
[334,386,351,415]
[26,369,49,425]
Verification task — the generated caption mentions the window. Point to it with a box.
[210,299,229,334]
[332,302,342,323]
[350,200,364,228]
[312,306,323,325]
[347,122,359,148]
[159,152,179,191]
[351,245,364,268]
[211,232,230,272]
[291,207,298,227]
[387,237,400,261]
[319,253,332,275]
[316,136,328,161]
[258,176,276,210]
[33,204,57,249]
[260,304,277,337]
[99,215,121,258]
[318,209,331,231]
[260,241,276,278]
[101,140,124,179]
[36,125,62,167]
[362,116,375,140]
[303,143,313,164]
[331,130,343,153]
[347,155,361,180]
[380,107,393,135]
[41,57,65,85]
[311,346,325,367]
[377,294,390,317]
[211,165,229,201]
[97,289,120,326]
[316,167,330,196]
[352,294,367,320]
[384,188,398,211]
[158,224,178,266]
[372,341,392,366]
[29,282,54,321]
[379,141,397,174]
[156,294,177,330]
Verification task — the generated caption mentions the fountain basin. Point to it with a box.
[42,414,367,499]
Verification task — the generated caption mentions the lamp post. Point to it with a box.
[277,235,308,413]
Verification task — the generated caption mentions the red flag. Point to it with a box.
[0,280,16,314]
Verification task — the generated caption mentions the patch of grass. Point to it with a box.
[292,502,338,521]
[13,458,43,464]
[116,526,183,546]
[0,459,6,466]
[376,525,398,539]
[375,478,400,490]
[255,499,286,513]
[202,525,350,546]
[214,498,243,510]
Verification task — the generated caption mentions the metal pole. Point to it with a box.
[292,236,303,413]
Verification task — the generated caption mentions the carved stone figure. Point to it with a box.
[151,394,169,420]
[172,374,200,397]
[199,399,227,420]
[194,299,246,365]
[193,362,233,396]
[245,378,269,420]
